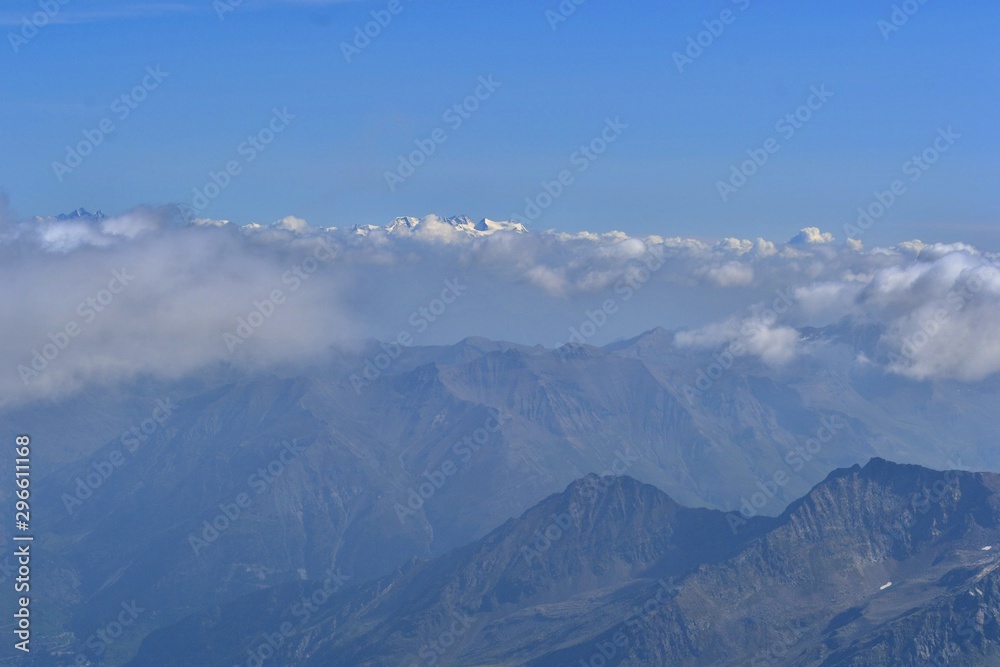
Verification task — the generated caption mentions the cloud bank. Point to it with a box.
[2,205,998,405]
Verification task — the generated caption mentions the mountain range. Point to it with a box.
[351,214,528,237]
[131,460,1000,666]
[5,325,1000,664]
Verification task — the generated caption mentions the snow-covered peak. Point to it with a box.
[352,215,527,237]
[473,218,528,234]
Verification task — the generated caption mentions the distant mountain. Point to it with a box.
[130,460,1000,666]
[351,214,527,237]
[55,207,106,221]
[18,328,1000,663]
[29,207,108,226]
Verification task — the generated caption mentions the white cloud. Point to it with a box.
[699,261,754,287]
[273,215,311,233]
[790,227,835,245]
[744,324,800,365]
[2,206,998,405]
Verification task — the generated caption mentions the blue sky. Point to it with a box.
[1,0,997,247]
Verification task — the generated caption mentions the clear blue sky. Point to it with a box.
[1,0,997,247]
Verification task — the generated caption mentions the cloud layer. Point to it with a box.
[2,206,998,405]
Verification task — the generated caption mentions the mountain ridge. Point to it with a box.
[129,459,1000,666]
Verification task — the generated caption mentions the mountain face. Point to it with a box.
[130,460,1000,666]
[14,329,1000,662]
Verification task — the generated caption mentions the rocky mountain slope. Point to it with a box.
[13,328,1000,662]
[130,459,1000,666]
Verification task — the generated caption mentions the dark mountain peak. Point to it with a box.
[787,457,925,510]
[603,326,673,353]
[808,459,864,487]
[56,207,106,221]
[767,456,1000,568]
[803,457,952,495]
[502,472,744,576]
[455,335,503,349]
[514,473,655,525]
[861,455,917,476]
[397,336,535,368]
[128,458,1000,667]
[624,325,671,343]
[856,456,975,490]
[864,455,893,468]
[554,342,603,361]
[561,472,654,501]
